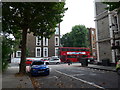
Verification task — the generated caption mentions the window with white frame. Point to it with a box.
[36,47,41,57]
[36,36,41,46]
[55,27,59,35]
[55,48,58,56]
[43,37,48,46]
[92,30,94,34]
[43,47,48,57]
[112,15,119,31]
[16,51,21,57]
[55,36,59,46]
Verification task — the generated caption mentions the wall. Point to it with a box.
[26,33,36,57]
[99,41,112,62]
[97,17,110,40]
[95,2,113,62]
[48,34,55,57]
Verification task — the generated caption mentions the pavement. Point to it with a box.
[88,64,116,72]
[1,63,116,89]
[2,63,34,89]
[72,63,116,72]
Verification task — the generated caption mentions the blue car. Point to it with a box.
[30,61,49,76]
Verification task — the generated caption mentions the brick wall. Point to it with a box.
[26,33,36,57]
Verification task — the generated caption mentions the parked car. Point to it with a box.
[40,58,49,65]
[26,59,34,65]
[116,60,120,75]
[30,61,49,76]
[49,56,61,64]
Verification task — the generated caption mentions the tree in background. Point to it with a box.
[2,35,15,71]
[2,2,67,74]
[1,31,21,72]
[61,33,73,47]
[103,2,120,12]
[61,25,89,47]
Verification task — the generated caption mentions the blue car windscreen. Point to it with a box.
[32,62,44,65]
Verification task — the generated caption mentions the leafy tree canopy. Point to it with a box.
[103,2,120,12]
[61,25,89,47]
[3,2,67,38]
[2,2,67,74]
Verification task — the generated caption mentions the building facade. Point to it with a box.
[95,2,120,65]
[88,28,97,59]
[14,24,60,59]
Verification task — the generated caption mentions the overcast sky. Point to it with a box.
[60,0,95,35]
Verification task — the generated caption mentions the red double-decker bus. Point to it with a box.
[58,47,91,63]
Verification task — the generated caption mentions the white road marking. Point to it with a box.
[55,70,105,89]
[72,74,85,76]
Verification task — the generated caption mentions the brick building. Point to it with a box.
[88,28,97,59]
[13,24,60,60]
[95,2,120,65]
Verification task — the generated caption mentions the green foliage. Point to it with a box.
[103,2,120,12]
[1,33,21,72]
[2,2,67,73]
[61,25,89,47]
[2,2,67,38]
[61,33,72,47]
[2,36,14,71]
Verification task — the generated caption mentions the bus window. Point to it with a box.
[70,49,75,51]
[76,49,79,51]
[81,49,85,51]
[86,49,89,51]
[62,48,64,51]
[62,48,68,51]
[67,55,77,58]
[79,49,83,51]
[81,55,88,58]
[62,48,65,51]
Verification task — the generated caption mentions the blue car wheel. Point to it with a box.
[46,71,49,75]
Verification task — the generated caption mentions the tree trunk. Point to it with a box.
[19,28,27,74]
[41,35,43,57]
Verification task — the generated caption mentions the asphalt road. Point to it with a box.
[30,63,119,89]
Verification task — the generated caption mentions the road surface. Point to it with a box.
[29,63,119,89]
